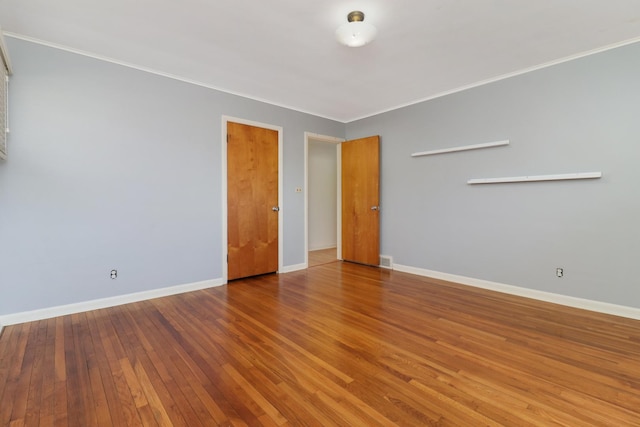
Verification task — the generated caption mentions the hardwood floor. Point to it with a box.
[1,262,639,426]
[308,248,338,267]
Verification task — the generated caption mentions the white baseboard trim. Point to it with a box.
[309,245,338,251]
[393,264,640,321]
[280,263,307,274]
[0,278,224,326]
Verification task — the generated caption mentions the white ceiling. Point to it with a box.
[1,0,640,122]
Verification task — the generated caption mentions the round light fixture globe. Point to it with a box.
[336,11,377,47]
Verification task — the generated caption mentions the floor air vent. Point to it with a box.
[379,255,393,269]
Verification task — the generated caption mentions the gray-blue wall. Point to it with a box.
[347,42,640,309]
[2,37,639,317]
[0,38,344,315]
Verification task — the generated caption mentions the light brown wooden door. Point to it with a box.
[227,122,279,280]
[342,135,380,266]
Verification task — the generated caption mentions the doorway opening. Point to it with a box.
[304,132,344,267]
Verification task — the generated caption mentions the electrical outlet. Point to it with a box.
[295,187,303,193]
[110,269,117,279]
[556,267,563,278]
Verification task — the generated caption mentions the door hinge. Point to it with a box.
[226,134,229,143]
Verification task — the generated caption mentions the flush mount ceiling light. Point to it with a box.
[335,11,377,47]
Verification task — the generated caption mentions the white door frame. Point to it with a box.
[222,116,284,283]
[304,131,345,267]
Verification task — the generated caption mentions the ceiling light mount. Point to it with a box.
[347,11,365,23]
[336,10,377,48]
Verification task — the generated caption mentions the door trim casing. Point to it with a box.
[222,116,283,283]
[304,132,345,267]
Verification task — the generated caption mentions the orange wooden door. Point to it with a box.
[341,135,380,265]
[227,122,279,280]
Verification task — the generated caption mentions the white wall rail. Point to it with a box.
[468,172,602,185]
[411,140,509,157]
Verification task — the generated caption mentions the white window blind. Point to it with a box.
[0,28,12,160]
[0,61,7,160]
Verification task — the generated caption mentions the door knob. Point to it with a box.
[272,206,280,212]
[371,206,379,211]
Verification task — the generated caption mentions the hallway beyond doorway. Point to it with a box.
[308,247,338,267]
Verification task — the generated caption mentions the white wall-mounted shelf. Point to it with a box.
[467,172,602,185]
[411,140,509,157]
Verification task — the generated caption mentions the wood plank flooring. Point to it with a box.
[308,248,338,268]
[1,261,639,426]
